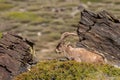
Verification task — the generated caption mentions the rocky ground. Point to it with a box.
[0,0,120,61]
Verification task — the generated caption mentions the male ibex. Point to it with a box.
[56,32,105,63]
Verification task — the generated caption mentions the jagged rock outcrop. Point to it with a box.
[77,10,120,66]
[0,32,35,80]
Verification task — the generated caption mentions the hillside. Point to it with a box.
[14,61,120,80]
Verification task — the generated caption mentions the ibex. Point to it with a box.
[56,32,105,63]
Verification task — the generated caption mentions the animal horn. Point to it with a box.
[60,32,77,41]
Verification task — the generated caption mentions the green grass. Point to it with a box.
[31,17,51,25]
[5,12,50,23]
[6,12,38,22]
[0,0,6,2]
[14,60,120,80]
[0,3,14,11]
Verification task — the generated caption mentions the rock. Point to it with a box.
[0,32,35,80]
[77,9,120,66]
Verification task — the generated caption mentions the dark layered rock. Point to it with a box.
[0,32,35,80]
[77,10,120,66]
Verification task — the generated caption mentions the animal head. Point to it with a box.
[56,41,72,54]
[55,32,77,54]
[55,41,65,53]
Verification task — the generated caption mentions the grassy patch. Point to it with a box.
[5,12,49,23]
[0,3,14,11]
[6,12,37,22]
[0,0,5,2]
[14,60,120,80]
[38,12,56,19]
[31,17,51,25]
[58,3,79,8]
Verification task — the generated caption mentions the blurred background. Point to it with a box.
[0,0,120,61]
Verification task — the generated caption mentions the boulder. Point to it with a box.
[0,32,35,80]
[77,10,120,66]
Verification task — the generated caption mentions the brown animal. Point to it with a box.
[56,32,106,63]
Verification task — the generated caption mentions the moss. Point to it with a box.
[14,60,120,80]
[0,3,14,11]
